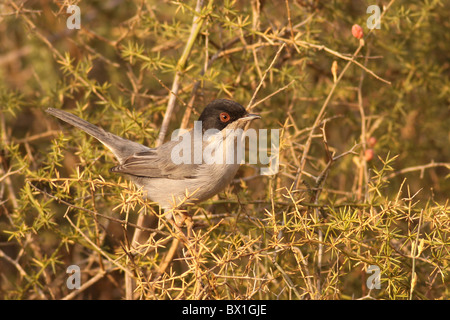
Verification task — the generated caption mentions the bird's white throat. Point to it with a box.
[169,121,280,175]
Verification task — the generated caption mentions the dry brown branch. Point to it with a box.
[246,43,286,111]
[62,269,107,300]
[293,40,366,189]
[156,0,206,146]
[294,0,396,190]
[387,162,450,179]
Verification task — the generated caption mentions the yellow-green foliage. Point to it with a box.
[0,0,448,300]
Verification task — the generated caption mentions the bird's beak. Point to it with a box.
[241,113,261,122]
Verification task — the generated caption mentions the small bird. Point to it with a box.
[46,99,260,211]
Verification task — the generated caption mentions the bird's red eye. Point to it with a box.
[219,112,230,123]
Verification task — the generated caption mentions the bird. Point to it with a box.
[46,99,260,212]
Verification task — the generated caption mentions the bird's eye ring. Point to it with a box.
[219,112,230,123]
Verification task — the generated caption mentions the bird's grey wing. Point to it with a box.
[110,144,200,179]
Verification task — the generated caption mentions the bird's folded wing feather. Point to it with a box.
[110,149,199,179]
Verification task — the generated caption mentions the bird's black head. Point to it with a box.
[198,99,260,132]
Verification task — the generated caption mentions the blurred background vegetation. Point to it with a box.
[0,0,448,299]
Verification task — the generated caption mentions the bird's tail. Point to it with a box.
[46,108,149,163]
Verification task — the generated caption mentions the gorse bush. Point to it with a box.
[0,0,449,300]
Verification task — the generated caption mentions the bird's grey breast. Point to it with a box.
[130,129,243,209]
